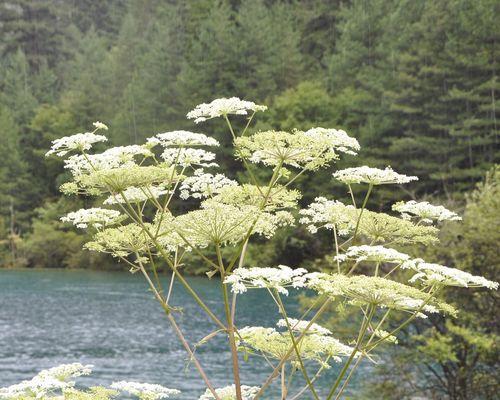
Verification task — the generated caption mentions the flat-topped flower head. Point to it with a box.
[104,185,169,204]
[64,145,152,176]
[237,325,355,367]
[235,130,347,170]
[36,363,92,380]
[147,131,219,147]
[276,318,332,335]
[392,200,462,223]
[213,184,301,211]
[111,381,180,400]
[93,121,108,130]
[333,166,418,185]
[0,363,92,399]
[67,164,179,196]
[335,245,411,264]
[179,170,237,200]
[306,273,456,317]
[46,132,108,157]
[198,384,260,400]
[187,97,267,123]
[224,265,308,295]
[161,148,217,167]
[299,197,357,234]
[304,127,360,155]
[61,208,123,229]
[173,202,294,247]
[409,262,498,289]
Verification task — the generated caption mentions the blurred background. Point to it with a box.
[0,1,498,399]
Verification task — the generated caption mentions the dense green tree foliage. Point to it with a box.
[0,0,497,269]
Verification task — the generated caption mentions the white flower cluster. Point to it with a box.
[104,185,169,204]
[61,208,122,229]
[224,265,308,295]
[304,127,360,155]
[276,318,332,335]
[93,121,108,130]
[173,202,294,247]
[298,197,356,234]
[179,170,237,200]
[46,131,107,157]
[161,148,217,167]
[0,363,92,399]
[409,262,498,289]
[306,273,456,317]
[64,145,151,176]
[198,384,260,400]
[147,131,219,147]
[187,97,267,123]
[235,130,351,170]
[392,200,462,223]
[237,323,355,366]
[333,166,418,185]
[111,381,180,400]
[335,245,411,264]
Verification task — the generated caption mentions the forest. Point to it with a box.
[0,1,498,399]
[0,0,498,271]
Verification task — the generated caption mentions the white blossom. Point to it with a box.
[187,97,267,123]
[224,265,308,295]
[147,131,219,147]
[104,185,169,204]
[333,166,418,185]
[198,384,260,400]
[92,121,108,130]
[61,208,122,229]
[46,132,107,157]
[111,381,180,400]
[335,245,411,264]
[161,148,217,167]
[0,363,92,399]
[304,127,360,155]
[179,170,237,199]
[276,318,332,335]
[409,262,498,289]
[64,145,152,176]
[299,197,356,234]
[392,200,462,223]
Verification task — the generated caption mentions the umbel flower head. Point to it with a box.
[147,130,219,147]
[224,265,309,295]
[235,129,356,170]
[333,166,418,185]
[306,273,456,317]
[46,131,107,157]
[172,201,294,247]
[179,169,238,200]
[0,363,93,399]
[392,200,462,223]
[304,127,360,155]
[335,245,411,265]
[187,97,267,123]
[276,318,333,335]
[60,208,123,229]
[409,262,499,289]
[213,184,301,211]
[111,381,180,400]
[237,321,355,367]
[198,384,260,400]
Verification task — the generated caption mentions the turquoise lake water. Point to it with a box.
[0,269,361,399]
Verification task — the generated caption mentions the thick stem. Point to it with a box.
[217,245,243,400]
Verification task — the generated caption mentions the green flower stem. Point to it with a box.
[325,305,376,400]
[351,183,373,244]
[216,244,243,400]
[274,291,321,400]
[253,298,332,400]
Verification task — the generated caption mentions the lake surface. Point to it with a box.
[0,269,361,399]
